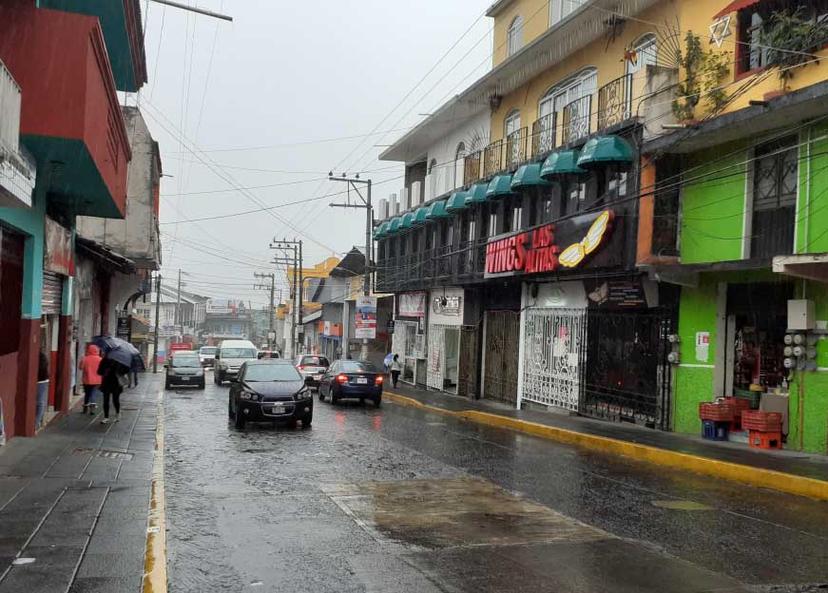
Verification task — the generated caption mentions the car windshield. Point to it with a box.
[340,361,376,373]
[200,347,216,355]
[244,364,301,382]
[300,356,328,366]
[221,348,256,358]
[172,355,200,367]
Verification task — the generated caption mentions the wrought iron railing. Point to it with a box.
[561,94,592,145]
[374,238,488,292]
[483,140,503,178]
[505,127,528,170]
[464,151,482,184]
[597,73,633,131]
[530,113,557,158]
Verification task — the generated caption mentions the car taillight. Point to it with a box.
[336,374,348,384]
[375,376,383,385]
[298,365,305,371]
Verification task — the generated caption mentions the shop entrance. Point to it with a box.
[426,325,460,393]
[483,311,520,404]
[722,282,793,396]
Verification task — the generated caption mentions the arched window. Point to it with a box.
[627,33,657,76]
[507,15,523,56]
[538,68,596,144]
[454,142,466,189]
[428,158,438,199]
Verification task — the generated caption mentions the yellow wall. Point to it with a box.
[491,0,549,67]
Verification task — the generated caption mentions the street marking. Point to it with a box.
[383,390,828,501]
[143,393,167,593]
[651,500,714,511]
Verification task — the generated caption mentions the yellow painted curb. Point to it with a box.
[143,396,167,593]
[383,391,828,501]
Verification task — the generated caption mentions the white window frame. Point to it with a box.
[507,15,524,57]
[549,0,586,26]
[539,68,597,120]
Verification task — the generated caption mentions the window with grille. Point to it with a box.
[751,136,798,258]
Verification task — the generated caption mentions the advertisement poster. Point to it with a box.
[44,217,74,276]
[355,296,377,339]
[398,292,426,318]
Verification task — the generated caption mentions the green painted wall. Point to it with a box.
[680,145,747,264]
[0,186,46,319]
[795,122,828,254]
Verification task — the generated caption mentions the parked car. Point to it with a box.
[199,346,217,367]
[214,339,258,385]
[258,350,281,360]
[165,351,205,390]
[318,360,382,407]
[293,355,330,389]
[228,360,313,429]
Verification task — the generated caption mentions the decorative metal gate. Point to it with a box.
[580,308,674,429]
[483,311,520,404]
[458,326,479,398]
[522,308,586,411]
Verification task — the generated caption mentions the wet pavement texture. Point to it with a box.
[165,374,828,593]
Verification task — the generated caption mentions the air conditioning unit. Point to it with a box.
[377,198,388,220]
[388,193,398,216]
[410,181,423,207]
[399,187,410,211]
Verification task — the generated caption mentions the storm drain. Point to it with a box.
[72,447,134,460]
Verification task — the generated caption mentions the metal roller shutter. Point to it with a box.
[41,270,63,315]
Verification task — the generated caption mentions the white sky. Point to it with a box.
[138,0,493,309]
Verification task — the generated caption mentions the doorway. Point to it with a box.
[483,311,520,404]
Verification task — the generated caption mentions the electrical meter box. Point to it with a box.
[788,299,815,331]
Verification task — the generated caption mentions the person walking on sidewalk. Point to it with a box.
[97,357,128,425]
[79,344,102,414]
[389,354,402,388]
[35,349,49,429]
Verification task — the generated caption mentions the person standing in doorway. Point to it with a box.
[79,344,102,414]
[390,354,402,389]
[36,349,49,429]
[97,357,127,424]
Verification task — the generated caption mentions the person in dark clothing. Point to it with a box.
[36,350,49,429]
[97,357,128,424]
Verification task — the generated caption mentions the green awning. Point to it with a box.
[426,200,450,221]
[465,182,489,206]
[540,150,586,180]
[400,212,415,229]
[412,206,429,226]
[511,163,551,191]
[446,191,469,213]
[576,136,634,169]
[387,217,402,234]
[373,221,389,239]
[486,175,514,199]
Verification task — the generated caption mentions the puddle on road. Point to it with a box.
[323,476,607,550]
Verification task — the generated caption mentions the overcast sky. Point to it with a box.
[138,0,493,308]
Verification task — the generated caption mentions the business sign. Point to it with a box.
[44,217,74,276]
[398,291,427,318]
[206,299,239,315]
[116,313,131,341]
[432,295,462,316]
[355,296,377,339]
[484,210,614,278]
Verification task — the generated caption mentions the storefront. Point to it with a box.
[426,288,464,394]
[392,291,427,386]
[0,224,24,440]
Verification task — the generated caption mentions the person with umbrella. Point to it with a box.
[91,336,134,424]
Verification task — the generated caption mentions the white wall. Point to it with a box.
[424,111,490,200]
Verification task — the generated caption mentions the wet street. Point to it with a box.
[163,373,828,593]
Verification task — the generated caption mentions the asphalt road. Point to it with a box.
[163,372,828,593]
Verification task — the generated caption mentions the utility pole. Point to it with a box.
[152,272,162,374]
[270,239,304,358]
[175,268,182,340]
[328,173,373,360]
[148,0,233,21]
[253,272,277,349]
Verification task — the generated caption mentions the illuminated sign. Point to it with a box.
[484,210,614,278]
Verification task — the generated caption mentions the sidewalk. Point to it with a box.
[384,382,828,499]
[0,377,162,593]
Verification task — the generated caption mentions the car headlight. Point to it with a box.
[295,387,311,401]
[195,369,204,376]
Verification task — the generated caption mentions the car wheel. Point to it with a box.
[302,413,312,428]
[234,408,245,429]
[198,380,205,390]
[164,380,170,390]
[214,372,220,385]
[318,389,325,401]
[228,398,233,419]
[329,390,339,405]
[374,396,382,408]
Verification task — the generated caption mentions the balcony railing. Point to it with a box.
[597,73,633,131]
[505,127,528,170]
[562,94,592,145]
[464,151,482,184]
[530,113,557,158]
[375,239,488,293]
[483,140,504,178]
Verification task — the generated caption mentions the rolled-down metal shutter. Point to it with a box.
[41,271,64,315]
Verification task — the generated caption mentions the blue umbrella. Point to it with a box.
[91,335,139,356]
[383,353,393,371]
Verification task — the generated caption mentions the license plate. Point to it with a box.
[313,375,322,381]
[356,377,368,385]
[180,377,189,382]
[271,405,284,414]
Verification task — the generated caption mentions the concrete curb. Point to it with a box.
[383,391,828,501]
[143,394,167,593]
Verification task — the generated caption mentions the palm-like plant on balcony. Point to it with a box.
[762,7,828,88]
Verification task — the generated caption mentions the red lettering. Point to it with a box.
[515,233,527,271]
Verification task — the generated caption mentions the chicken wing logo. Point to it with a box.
[558,210,614,269]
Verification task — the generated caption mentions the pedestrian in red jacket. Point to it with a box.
[79,344,102,415]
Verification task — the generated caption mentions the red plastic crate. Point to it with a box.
[748,430,783,450]
[724,397,752,430]
[741,410,782,432]
[699,402,735,422]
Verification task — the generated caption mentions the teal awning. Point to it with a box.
[446,191,469,213]
[540,150,586,180]
[387,217,402,234]
[400,212,415,229]
[465,182,489,206]
[486,175,514,199]
[412,206,429,226]
[511,163,551,191]
[373,222,386,240]
[576,136,634,169]
[426,200,450,221]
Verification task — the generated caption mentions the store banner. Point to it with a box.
[44,217,74,276]
[398,292,427,318]
[355,296,377,339]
